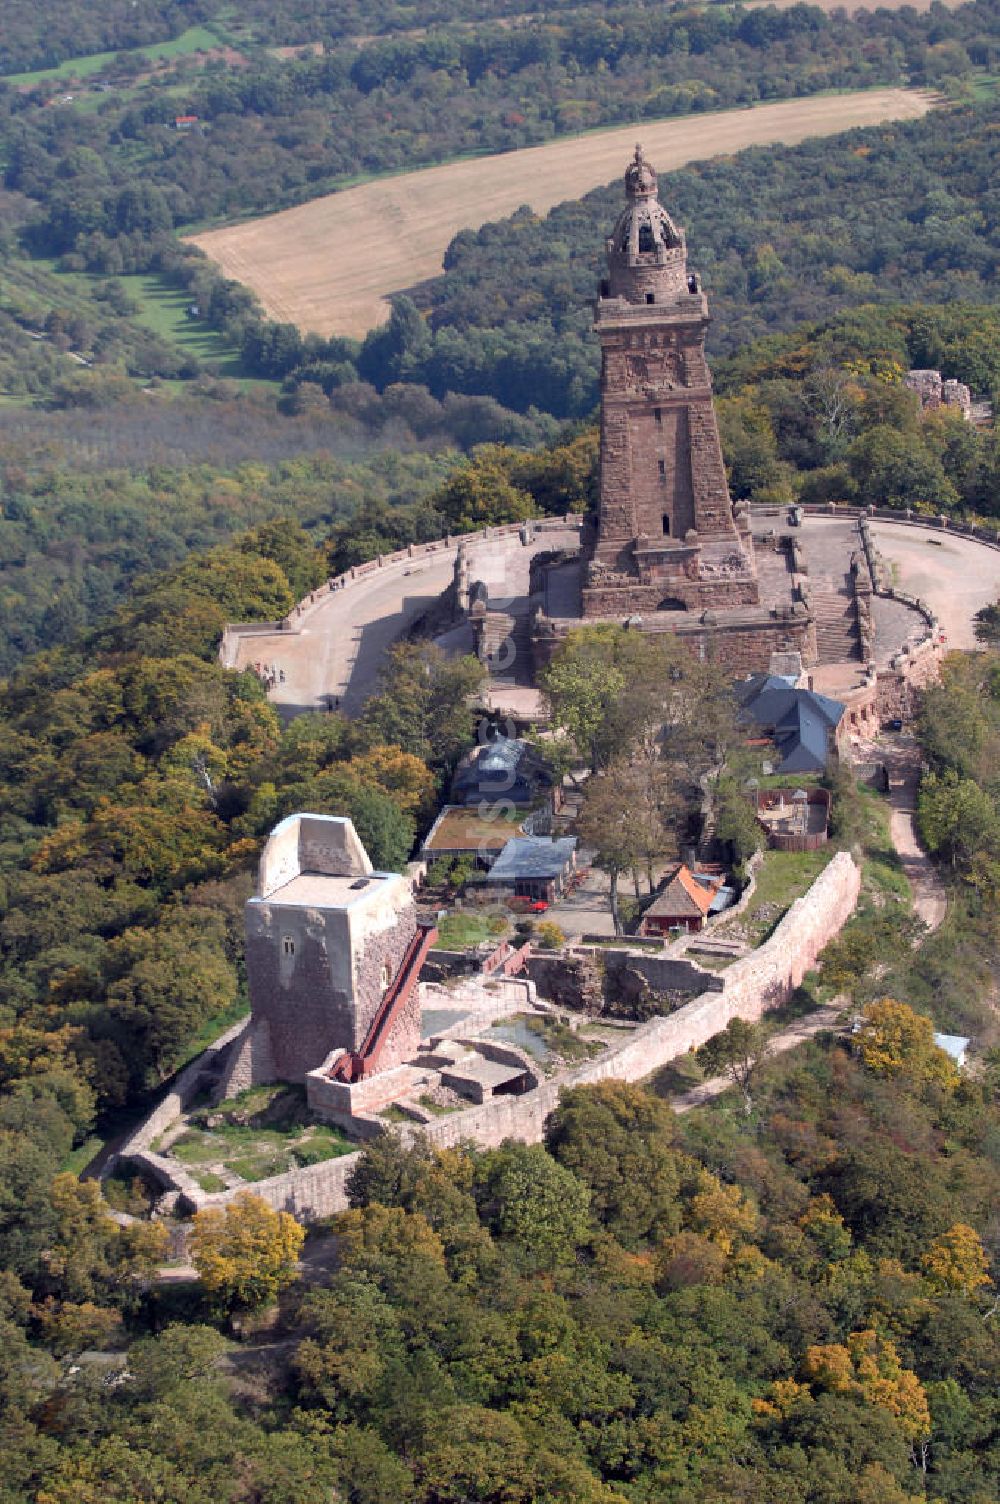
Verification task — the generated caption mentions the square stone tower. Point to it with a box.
[583,145,759,617]
[222,815,425,1095]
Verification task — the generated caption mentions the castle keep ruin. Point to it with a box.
[220,815,435,1100]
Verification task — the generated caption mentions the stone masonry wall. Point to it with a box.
[166,852,859,1222]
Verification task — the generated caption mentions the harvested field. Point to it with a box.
[187,89,933,339]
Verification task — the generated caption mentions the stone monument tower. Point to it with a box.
[583,145,759,617]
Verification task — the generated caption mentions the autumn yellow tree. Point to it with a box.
[40,1173,168,1304]
[191,1191,304,1310]
[802,1330,931,1441]
[855,999,959,1089]
[921,1222,993,1297]
[686,1170,759,1254]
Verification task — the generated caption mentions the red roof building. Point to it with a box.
[641,863,724,936]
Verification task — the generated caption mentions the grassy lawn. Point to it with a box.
[418,1094,462,1116]
[743,847,833,942]
[116,273,254,379]
[60,1134,105,1176]
[168,1085,354,1185]
[179,999,249,1069]
[967,72,1000,101]
[2,27,222,86]
[855,785,911,905]
[433,910,509,951]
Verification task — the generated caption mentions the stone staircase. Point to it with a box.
[810,582,861,664]
[487,610,533,684]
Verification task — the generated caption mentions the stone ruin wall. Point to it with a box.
[138,852,859,1223]
[526,948,723,1014]
[533,612,814,676]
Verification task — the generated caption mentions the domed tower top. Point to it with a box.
[603,144,693,305]
[624,142,658,200]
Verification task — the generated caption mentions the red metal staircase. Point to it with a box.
[329,922,437,1083]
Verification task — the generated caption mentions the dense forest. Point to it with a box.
[392,100,1000,418]
[0,480,997,1500]
[1,3,1000,1496]
[0,0,998,415]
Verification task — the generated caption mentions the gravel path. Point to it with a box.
[884,740,948,932]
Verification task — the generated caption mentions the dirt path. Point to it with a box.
[187,89,933,338]
[668,1004,845,1112]
[886,745,948,933]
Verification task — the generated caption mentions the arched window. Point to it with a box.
[282,936,295,957]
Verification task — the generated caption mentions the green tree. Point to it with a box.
[361,642,486,773]
[699,1017,771,1115]
[473,1143,591,1270]
[430,452,536,531]
[918,771,999,875]
[575,767,651,934]
[848,426,958,511]
[545,1082,682,1248]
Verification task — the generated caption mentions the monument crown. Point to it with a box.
[605,145,688,303]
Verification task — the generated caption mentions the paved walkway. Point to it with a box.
[225,526,580,718]
[870,522,1000,650]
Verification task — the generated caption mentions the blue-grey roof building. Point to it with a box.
[451,735,556,809]
[485,836,578,901]
[735,675,845,775]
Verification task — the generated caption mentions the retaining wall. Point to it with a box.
[219,516,584,666]
[117,1017,249,1158]
[157,851,858,1222]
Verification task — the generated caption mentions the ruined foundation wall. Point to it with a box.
[173,852,858,1222]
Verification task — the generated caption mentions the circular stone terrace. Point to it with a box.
[220,511,1000,720]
